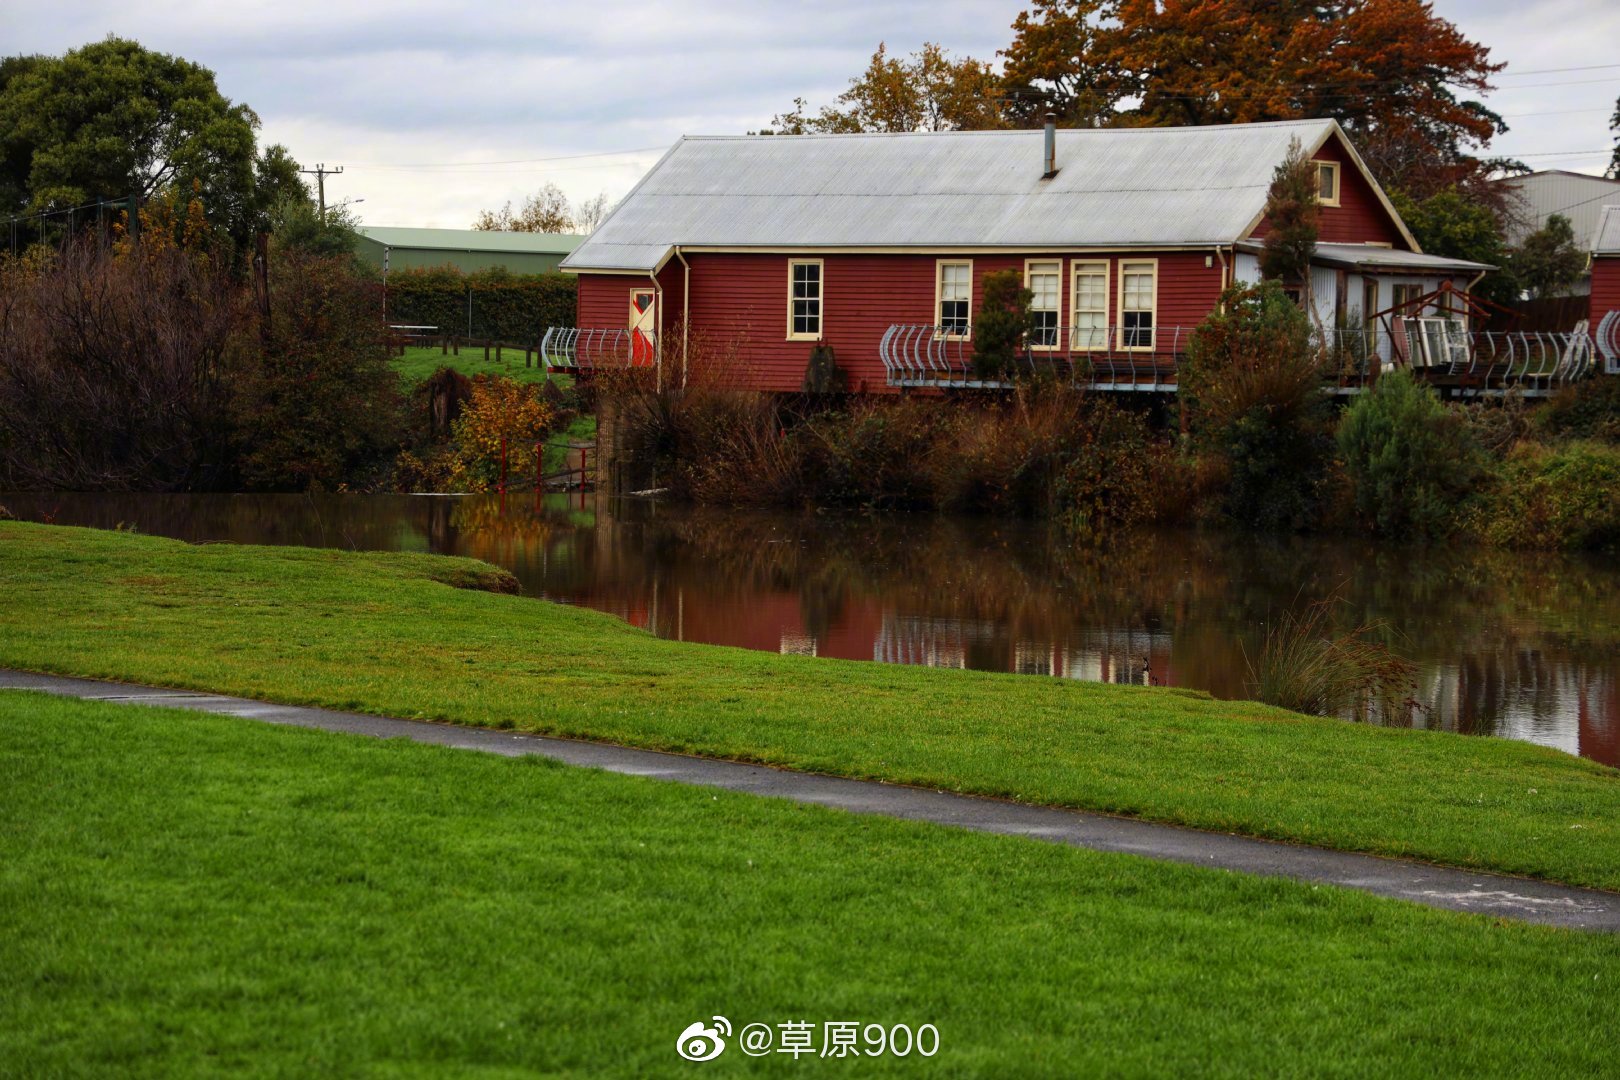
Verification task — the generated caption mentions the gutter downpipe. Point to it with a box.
[649,268,665,392]
[674,247,691,388]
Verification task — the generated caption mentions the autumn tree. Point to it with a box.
[764,42,1005,134]
[1000,0,1121,127]
[997,0,1505,198]
[474,182,574,233]
[573,192,612,233]
[1259,139,1319,288]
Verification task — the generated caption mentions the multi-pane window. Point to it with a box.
[1316,162,1340,205]
[1120,261,1156,349]
[1070,262,1108,349]
[1392,282,1424,315]
[1026,261,1061,348]
[788,260,823,339]
[937,261,971,337]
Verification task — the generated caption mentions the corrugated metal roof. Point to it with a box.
[1496,171,1620,247]
[1241,242,1492,273]
[564,119,1358,272]
[358,226,584,254]
[1593,206,1620,255]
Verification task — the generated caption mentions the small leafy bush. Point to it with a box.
[1336,369,1484,538]
[1053,398,1167,538]
[396,374,559,492]
[1182,281,1333,530]
[971,270,1033,381]
[1534,376,1620,444]
[1472,441,1620,551]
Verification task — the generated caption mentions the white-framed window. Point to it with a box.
[1070,260,1108,349]
[1118,260,1157,350]
[1315,161,1341,207]
[1392,282,1424,315]
[1025,259,1061,349]
[787,259,823,340]
[936,260,972,338]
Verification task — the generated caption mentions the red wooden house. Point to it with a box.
[555,118,1495,393]
[1593,207,1620,324]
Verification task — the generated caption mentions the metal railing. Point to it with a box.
[878,324,1185,390]
[539,327,656,374]
[878,322,1607,395]
[1598,310,1620,376]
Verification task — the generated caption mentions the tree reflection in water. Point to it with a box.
[4,490,1617,765]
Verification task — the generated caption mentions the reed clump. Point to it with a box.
[1246,599,1417,722]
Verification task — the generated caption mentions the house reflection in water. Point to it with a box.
[3,489,1618,767]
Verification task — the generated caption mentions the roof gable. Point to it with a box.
[565,119,1387,272]
[1594,206,1620,255]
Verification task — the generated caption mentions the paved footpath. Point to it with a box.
[6,667,1620,932]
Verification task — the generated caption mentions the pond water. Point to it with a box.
[5,490,1619,766]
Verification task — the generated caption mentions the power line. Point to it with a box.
[1499,107,1613,118]
[1510,149,1612,158]
[299,163,344,218]
[994,71,1617,108]
[344,146,668,171]
[1496,63,1620,77]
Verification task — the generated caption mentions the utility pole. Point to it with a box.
[299,163,344,221]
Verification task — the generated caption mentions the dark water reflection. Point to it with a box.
[5,490,1619,766]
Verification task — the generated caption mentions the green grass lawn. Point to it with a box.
[3,691,1617,1076]
[2,522,1619,891]
[391,344,559,386]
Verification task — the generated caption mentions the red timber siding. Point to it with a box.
[1592,256,1620,325]
[671,251,1225,393]
[1249,131,1408,248]
[577,266,685,341]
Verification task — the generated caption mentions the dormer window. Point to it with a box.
[1315,161,1341,207]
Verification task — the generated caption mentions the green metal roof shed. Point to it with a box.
[356,226,585,276]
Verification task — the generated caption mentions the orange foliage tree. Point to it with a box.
[1000,0,1507,199]
[763,42,1006,134]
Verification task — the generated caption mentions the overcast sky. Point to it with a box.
[4,0,1617,228]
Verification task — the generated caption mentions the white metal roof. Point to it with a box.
[1237,241,1492,273]
[565,119,1398,272]
[1496,171,1620,248]
[1593,206,1620,255]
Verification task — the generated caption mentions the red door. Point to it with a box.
[629,289,656,367]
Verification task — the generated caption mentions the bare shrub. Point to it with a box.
[593,345,1178,527]
[230,249,405,491]
[0,242,246,489]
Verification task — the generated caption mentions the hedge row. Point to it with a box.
[383,266,576,344]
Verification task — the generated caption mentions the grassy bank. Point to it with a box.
[3,691,1617,1076]
[391,344,555,386]
[1,522,1618,890]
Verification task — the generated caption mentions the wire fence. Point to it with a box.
[3,195,142,259]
